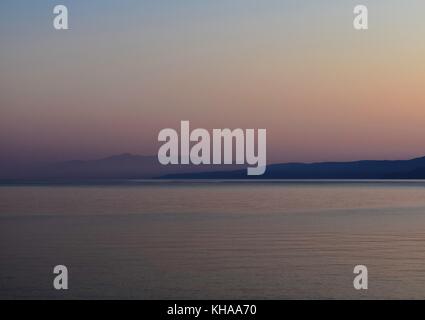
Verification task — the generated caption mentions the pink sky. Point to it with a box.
[1,1,425,164]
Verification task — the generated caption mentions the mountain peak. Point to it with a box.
[102,153,141,161]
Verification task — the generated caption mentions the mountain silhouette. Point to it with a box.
[159,156,425,179]
[3,154,425,181]
[0,153,244,180]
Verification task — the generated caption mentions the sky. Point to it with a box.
[1,0,425,164]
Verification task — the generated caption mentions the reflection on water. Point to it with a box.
[1,181,425,299]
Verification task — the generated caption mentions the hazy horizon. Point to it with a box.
[3,150,425,167]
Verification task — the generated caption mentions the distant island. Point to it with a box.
[159,155,425,180]
[2,153,425,181]
[0,153,243,180]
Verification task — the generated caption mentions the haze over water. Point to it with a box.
[2,180,425,299]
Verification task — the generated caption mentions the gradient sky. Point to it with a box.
[1,0,425,164]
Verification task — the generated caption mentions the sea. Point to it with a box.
[1,180,425,299]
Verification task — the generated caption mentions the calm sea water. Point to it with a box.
[1,180,425,299]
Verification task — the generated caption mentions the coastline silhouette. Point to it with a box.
[2,153,425,181]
